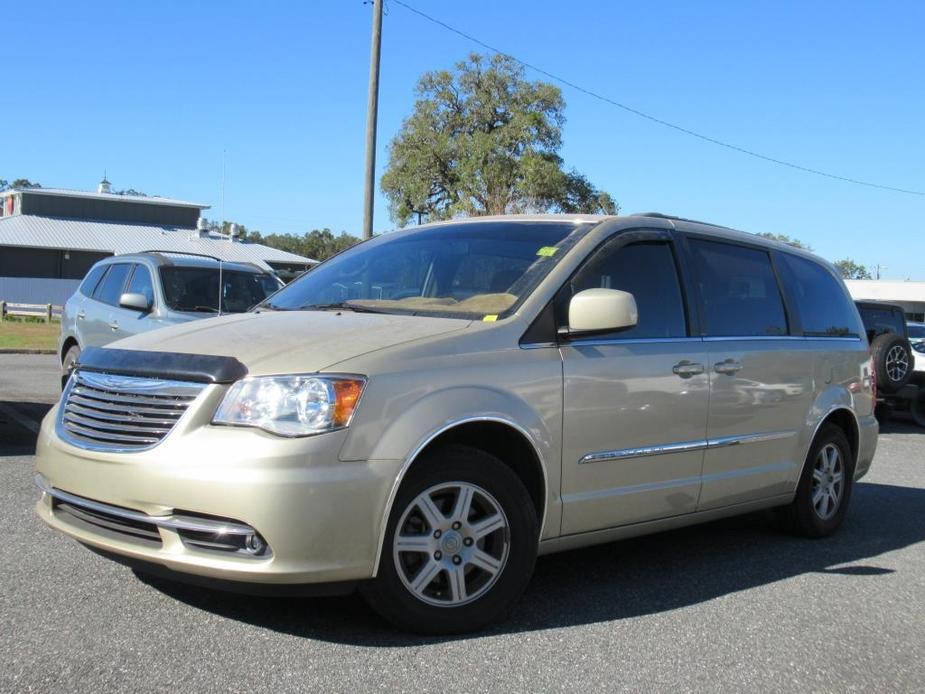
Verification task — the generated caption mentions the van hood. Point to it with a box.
[111,310,471,376]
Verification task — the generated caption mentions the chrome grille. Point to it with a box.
[58,370,206,451]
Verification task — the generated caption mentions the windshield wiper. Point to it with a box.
[179,305,220,313]
[298,302,392,314]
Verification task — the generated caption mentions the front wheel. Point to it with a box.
[61,344,80,390]
[777,424,854,538]
[361,445,538,634]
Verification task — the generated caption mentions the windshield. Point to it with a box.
[264,221,587,319]
[908,323,925,339]
[160,267,280,313]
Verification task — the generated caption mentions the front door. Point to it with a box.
[560,232,710,535]
[81,262,133,347]
[687,238,815,509]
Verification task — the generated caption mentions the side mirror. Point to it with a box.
[119,292,152,313]
[566,288,638,335]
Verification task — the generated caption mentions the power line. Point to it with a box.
[390,0,925,197]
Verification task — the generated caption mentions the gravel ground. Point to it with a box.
[1,355,923,692]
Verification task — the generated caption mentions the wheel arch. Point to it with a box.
[60,335,80,365]
[371,415,549,577]
[804,405,860,478]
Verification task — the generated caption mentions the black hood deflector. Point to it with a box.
[77,347,248,384]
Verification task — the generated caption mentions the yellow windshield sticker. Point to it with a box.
[536,246,558,257]
[483,314,499,322]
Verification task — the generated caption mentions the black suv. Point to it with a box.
[855,301,925,426]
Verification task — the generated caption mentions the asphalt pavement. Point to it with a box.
[1,355,923,692]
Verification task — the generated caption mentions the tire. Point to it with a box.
[360,445,538,634]
[777,424,854,538]
[61,344,81,390]
[871,333,913,394]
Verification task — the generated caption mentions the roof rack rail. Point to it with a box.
[630,212,732,230]
[138,249,225,263]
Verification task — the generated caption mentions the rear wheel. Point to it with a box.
[61,344,80,390]
[777,424,853,538]
[361,445,538,634]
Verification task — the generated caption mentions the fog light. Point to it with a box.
[244,533,266,554]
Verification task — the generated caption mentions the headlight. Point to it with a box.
[213,375,366,436]
[913,342,925,354]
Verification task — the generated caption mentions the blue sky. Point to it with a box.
[4,1,923,278]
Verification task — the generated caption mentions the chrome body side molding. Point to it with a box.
[579,430,798,464]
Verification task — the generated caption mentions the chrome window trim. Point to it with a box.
[562,336,704,348]
[35,474,256,536]
[702,335,862,342]
[371,415,549,577]
[579,430,797,464]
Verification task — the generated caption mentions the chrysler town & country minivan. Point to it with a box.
[34,214,878,633]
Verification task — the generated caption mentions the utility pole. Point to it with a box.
[362,0,384,240]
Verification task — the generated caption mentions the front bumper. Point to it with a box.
[34,401,402,585]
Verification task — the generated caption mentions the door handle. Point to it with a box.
[76,311,86,320]
[714,359,743,375]
[108,321,119,331]
[672,361,705,378]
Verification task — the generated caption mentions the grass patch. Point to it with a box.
[0,319,59,351]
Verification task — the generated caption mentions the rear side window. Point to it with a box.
[562,240,687,339]
[125,264,155,306]
[92,263,132,306]
[690,239,788,337]
[859,306,906,338]
[79,265,107,297]
[777,254,861,337]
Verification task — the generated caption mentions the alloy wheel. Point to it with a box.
[885,344,909,382]
[811,443,844,521]
[392,482,510,607]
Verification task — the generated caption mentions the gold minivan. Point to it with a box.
[34,214,878,633]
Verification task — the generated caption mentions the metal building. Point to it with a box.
[845,280,925,322]
[0,179,316,305]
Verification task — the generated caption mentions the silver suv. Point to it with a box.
[59,252,282,385]
[35,215,878,633]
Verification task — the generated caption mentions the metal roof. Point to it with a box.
[0,187,209,209]
[0,215,317,270]
[846,280,925,303]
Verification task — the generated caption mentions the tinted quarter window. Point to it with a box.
[125,265,155,306]
[92,263,132,306]
[563,241,687,339]
[858,306,906,339]
[690,239,788,337]
[777,254,861,337]
[79,265,107,297]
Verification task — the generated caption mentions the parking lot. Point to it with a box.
[1,353,923,693]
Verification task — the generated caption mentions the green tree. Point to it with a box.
[11,178,41,189]
[755,232,811,250]
[381,53,617,226]
[1,178,41,191]
[833,258,872,280]
[243,227,360,262]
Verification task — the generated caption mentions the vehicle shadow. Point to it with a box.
[136,480,925,645]
[0,401,51,457]
[880,418,924,435]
